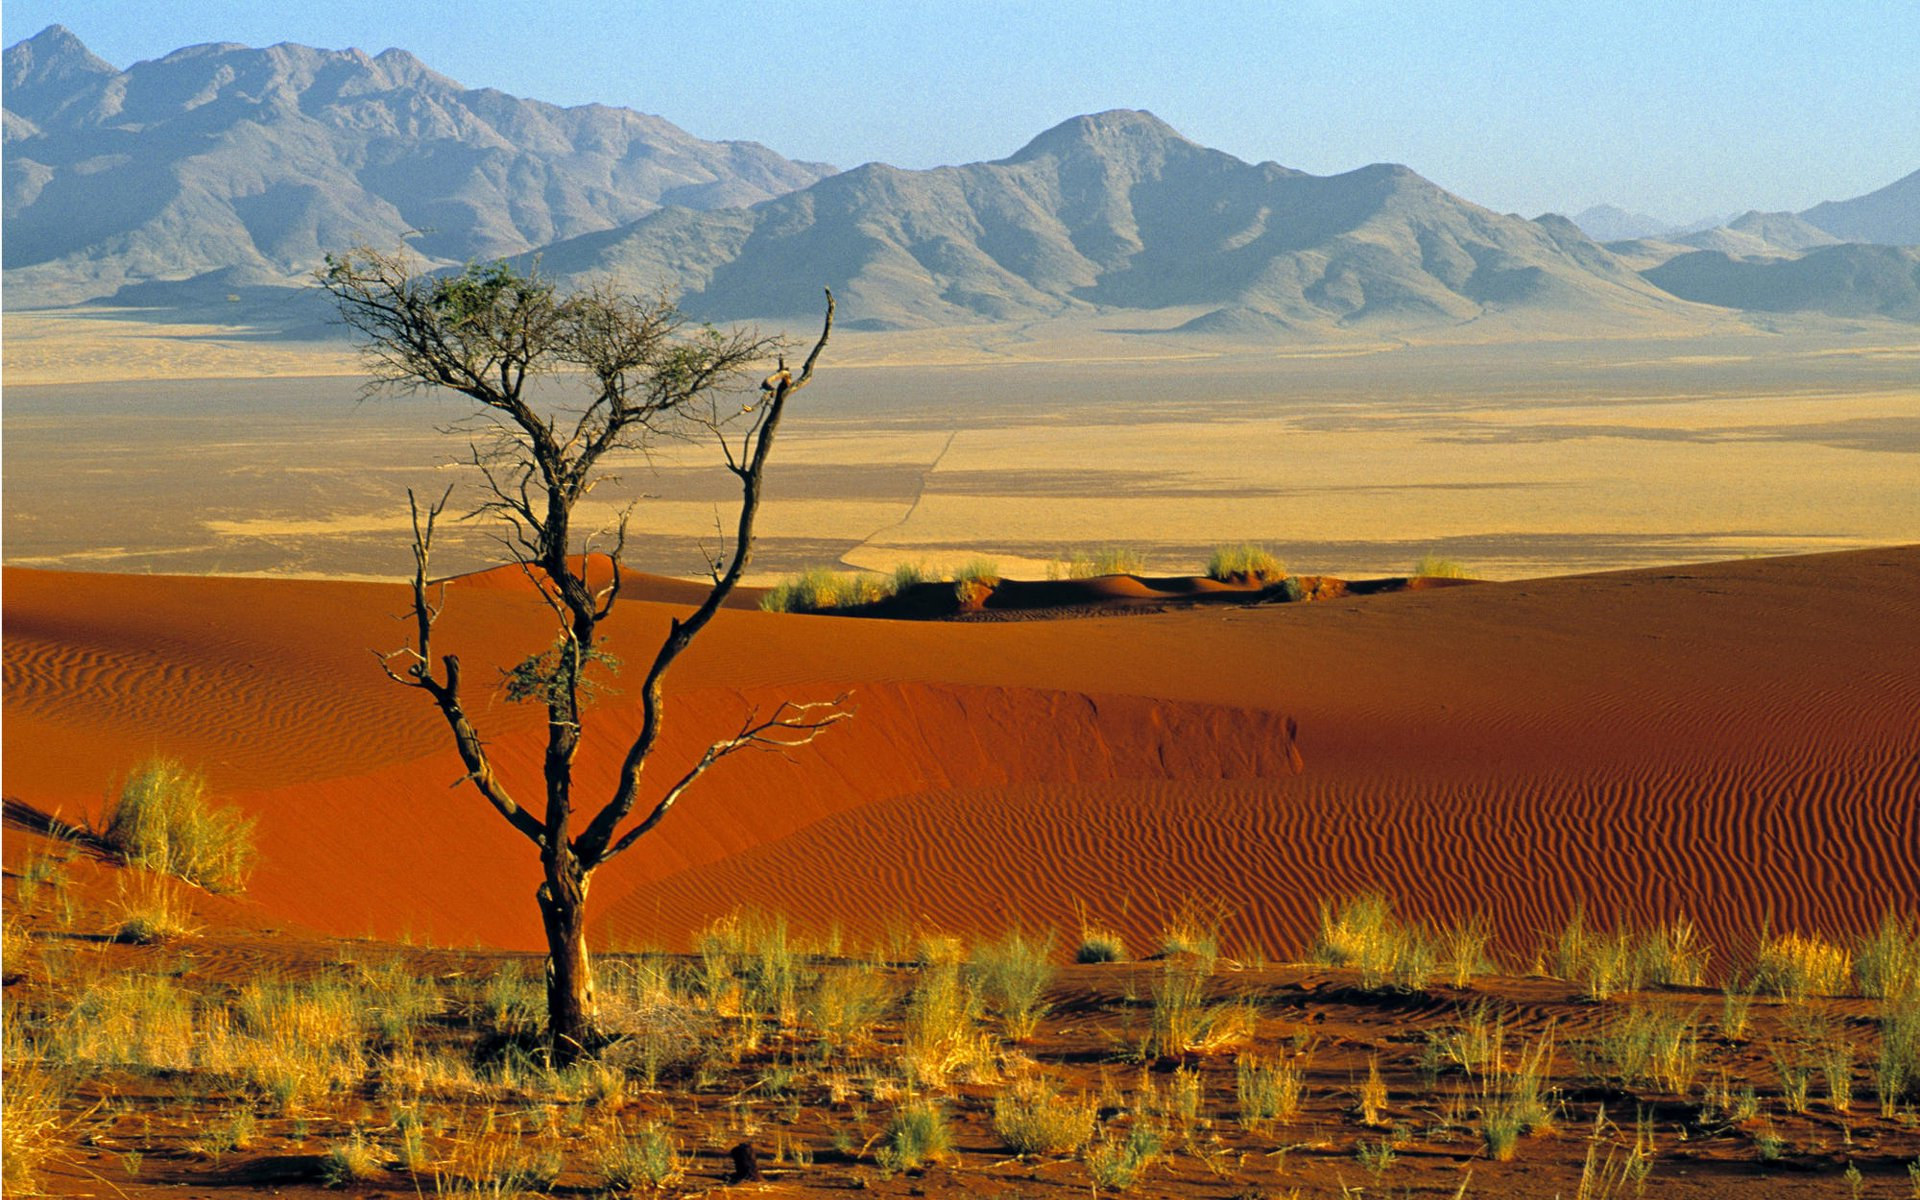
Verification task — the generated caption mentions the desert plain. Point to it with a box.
[5,303,1920,1200]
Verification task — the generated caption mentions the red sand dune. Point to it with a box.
[5,547,1917,960]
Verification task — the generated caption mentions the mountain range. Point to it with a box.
[2,25,833,304]
[5,26,1917,334]
[519,109,1686,332]
[1569,171,1920,252]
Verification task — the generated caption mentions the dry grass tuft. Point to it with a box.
[111,873,199,944]
[1052,546,1148,579]
[1236,1050,1309,1126]
[1411,553,1472,579]
[971,929,1055,1041]
[760,567,892,612]
[1204,543,1286,582]
[993,1076,1094,1156]
[1,1057,70,1195]
[878,1099,952,1172]
[1308,893,1439,990]
[100,758,256,893]
[1755,932,1852,1000]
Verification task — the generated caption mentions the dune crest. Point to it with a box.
[5,546,1916,956]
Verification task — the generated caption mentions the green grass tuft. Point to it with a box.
[1410,554,1471,579]
[760,567,893,613]
[1204,543,1286,582]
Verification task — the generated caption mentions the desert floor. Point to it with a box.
[5,546,1919,1197]
[4,311,1919,1196]
[5,314,1917,582]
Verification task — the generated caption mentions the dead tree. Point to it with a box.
[319,248,844,1061]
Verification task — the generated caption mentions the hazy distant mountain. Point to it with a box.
[531,109,1688,333]
[1644,243,1920,320]
[1676,210,1841,259]
[1800,168,1920,246]
[1570,204,1674,242]
[2,25,835,306]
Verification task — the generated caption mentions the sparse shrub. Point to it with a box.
[1144,961,1251,1057]
[1425,1002,1504,1080]
[1076,928,1127,964]
[1483,1107,1525,1162]
[1205,543,1286,582]
[1876,995,1920,1114]
[395,1108,429,1172]
[212,978,369,1110]
[478,963,545,1037]
[3,909,34,976]
[1411,554,1471,579]
[1308,893,1438,990]
[1578,1138,1655,1197]
[1775,1053,1813,1114]
[1822,1038,1855,1113]
[55,974,198,1071]
[907,931,963,968]
[1720,976,1754,1039]
[1357,1055,1389,1125]
[595,1120,682,1190]
[951,559,1002,605]
[760,567,892,613]
[971,930,1055,1041]
[890,560,935,591]
[993,1077,1094,1155]
[878,1100,951,1172]
[1754,932,1852,1000]
[1356,1137,1397,1176]
[1236,1052,1308,1125]
[1083,1126,1161,1191]
[13,850,63,911]
[321,1132,385,1186]
[1580,1005,1696,1093]
[902,961,993,1086]
[807,965,895,1048]
[1479,1031,1556,1160]
[1,1058,67,1195]
[1543,907,1644,1000]
[100,758,256,892]
[1856,911,1920,1002]
[1158,899,1224,971]
[1060,546,1147,578]
[1439,916,1495,988]
[111,874,197,944]
[1636,917,1710,988]
[436,1117,564,1197]
[1152,1063,1204,1130]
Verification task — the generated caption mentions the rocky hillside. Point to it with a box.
[2,25,834,305]
[529,109,1691,332]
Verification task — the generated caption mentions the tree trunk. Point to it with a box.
[537,859,595,1065]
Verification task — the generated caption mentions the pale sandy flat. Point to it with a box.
[6,327,1917,582]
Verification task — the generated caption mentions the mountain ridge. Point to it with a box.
[7,26,1918,336]
[2,25,836,305]
[525,108,1690,334]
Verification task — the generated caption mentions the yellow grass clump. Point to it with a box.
[1755,932,1853,1000]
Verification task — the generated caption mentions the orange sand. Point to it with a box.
[4,548,1916,957]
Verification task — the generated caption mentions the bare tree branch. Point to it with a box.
[595,695,853,866]
[369,485,546,848]
[318,249,840,1061]
[575,289,834,867]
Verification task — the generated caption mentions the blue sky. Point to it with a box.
[7,1,1915,224]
